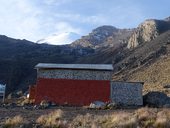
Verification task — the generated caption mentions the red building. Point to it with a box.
[31,63,113,106]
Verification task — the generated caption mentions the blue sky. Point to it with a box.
[0,0,169,44]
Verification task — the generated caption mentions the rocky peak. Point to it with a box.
[127,18,170,49]
[70,25,118,48]
[127,19,158,49]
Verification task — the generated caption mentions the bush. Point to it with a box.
[154,109,170,128]
[3,115,24,128]
[36,109,67,128]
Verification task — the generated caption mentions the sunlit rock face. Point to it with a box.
[127,18,170,49]
[127,20,158,49]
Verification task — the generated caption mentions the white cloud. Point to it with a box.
[42,0,73,6]
[54,22,82,34]
[37,32,81,45]
[0,0,168,45]
[0,0,44,41]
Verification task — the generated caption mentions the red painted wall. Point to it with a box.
[29,85,36,100]
[35,78,110,106]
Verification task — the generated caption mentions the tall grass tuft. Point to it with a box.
[3,115,24,128]
[36,109,67,128]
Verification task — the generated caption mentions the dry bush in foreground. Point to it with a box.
[36,109,67,128]
[135,107,157,127]
[3,115,24,128]
[70,113,109,128]
[69,108,170,128]
[69,112,137,128]
[154,109,170,127]
[110,112,137,128]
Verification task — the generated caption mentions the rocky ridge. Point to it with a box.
[71,26,132,49]
[127,19,170,49]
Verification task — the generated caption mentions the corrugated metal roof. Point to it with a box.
[35,63,113,71]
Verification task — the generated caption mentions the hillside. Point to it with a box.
[0,35,94,93]
[112,30,170,94]
[0,16,170,95]
[0,25,133,94]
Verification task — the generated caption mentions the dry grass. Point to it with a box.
[3,115,24,128]
[70,113,110,128]
[2,107,170,128]
[69,107,170,128]
[110,112,137,128]
[154,109,170,128]
[113,56,170,96]
[36,109,67,128]
[128,57,170,95]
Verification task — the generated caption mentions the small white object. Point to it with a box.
[27,94,30,99]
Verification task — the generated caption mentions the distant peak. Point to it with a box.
[92,25,117,32]
[164,16,170,21]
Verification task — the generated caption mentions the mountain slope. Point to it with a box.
[71,26,117,48]
[0,16,170,95]
[112,30,170,94]
[0,35,94,93]
[127,19,170,48]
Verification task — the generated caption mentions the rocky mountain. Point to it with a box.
[127,18,170,48]
[71,26,132,49]
[112,30,170,95]
[0,16,170,95]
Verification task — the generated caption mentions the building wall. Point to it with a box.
[35,78,110,105]
[110,82,143,106]
[29,85,36,100]
[37,69,112,80]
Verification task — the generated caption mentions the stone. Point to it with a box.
[143,91,170,107]
[106,102,118,109]
[40,100,50,109]
[89,101,106,109]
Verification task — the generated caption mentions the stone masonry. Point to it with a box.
[110,81,143,106]
[37,69,112,80]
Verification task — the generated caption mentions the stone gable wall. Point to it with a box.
[37,69,112,80]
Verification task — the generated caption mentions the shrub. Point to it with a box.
[110,112,137,128]
[36,109,66,128]
[135,107,157,127]
[3,115,24,128]
[154,109,170,128]
[70,113,111,128]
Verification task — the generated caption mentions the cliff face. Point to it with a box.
[127,19,170,49]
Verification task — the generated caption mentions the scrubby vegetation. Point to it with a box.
[2,107,170,128]
[69,108,170,128]
[36,109,66,127]
[3,115,24,128]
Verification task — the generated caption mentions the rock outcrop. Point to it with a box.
[143,91,170,107]
[127,20,158,49]
[70,26,118,48]
[127,19,170,49]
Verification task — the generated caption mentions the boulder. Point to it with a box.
[39,100,51,109]
[143,91,170,107]
[89,101,106,109]
[106,102,118,109]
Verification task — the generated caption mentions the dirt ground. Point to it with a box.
[0,106,136,124]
